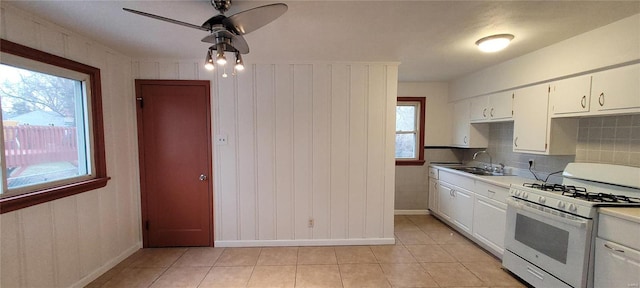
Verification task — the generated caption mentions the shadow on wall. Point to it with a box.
[395,148,464,210]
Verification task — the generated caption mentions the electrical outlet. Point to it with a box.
[216,134,228,145]
[308,218,314,228]
[528,159,535,169]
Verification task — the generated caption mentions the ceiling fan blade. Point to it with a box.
[223,3,288,35]
[201,33,249,54]
[123,8,209,32]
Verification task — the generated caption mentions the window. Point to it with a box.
[396,97,425,165]
[0,39,108,213]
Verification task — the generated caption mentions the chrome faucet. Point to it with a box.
[473,150,492,171]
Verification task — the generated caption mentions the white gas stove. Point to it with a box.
[503,163,640,288]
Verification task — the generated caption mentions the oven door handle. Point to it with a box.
[507,198,588,228]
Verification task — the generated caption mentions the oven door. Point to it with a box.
[504,198,593,288]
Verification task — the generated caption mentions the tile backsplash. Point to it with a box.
[463,114,640,176]
[575,115,640,167]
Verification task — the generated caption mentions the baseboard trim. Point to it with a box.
[215,238,396,247]
[394,209,429,215]
[71,242,142,288]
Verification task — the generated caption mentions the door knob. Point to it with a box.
[199,174,208,181]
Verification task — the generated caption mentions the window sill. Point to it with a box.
[396,160,426,166]
[0,177,110,214]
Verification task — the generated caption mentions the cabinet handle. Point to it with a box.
[483,108,487,118]
[514,137,519,147]
[598,92,605,107]
[604,243,625,253]
[580,95,586,108]
[490,108,494,117]
[464,136,468,144]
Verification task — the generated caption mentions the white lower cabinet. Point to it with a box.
[473,194,506,255]
[437,182,454,222]
[429,167,509,258]
[595,209,640,288]
[594,237,640,288]
[428,178,438,213]
[437,181,474,235]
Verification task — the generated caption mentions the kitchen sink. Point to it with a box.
[450,166,510,176]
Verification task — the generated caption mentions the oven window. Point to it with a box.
[515,214,569,264]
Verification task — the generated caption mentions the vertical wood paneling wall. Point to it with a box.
[132,60,398,246]
[0,4,141,287]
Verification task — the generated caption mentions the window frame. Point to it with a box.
[0,39,109,213]
[395,97,425,166]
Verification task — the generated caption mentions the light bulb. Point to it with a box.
[216,43,227,65]
[217,54,227,65]
[234,52,244,71]
[204,50,214,70]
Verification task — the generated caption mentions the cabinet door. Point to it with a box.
[452,101,470,146]
[488,91,513,120]
[437,183,454,222]
[428,179,438,212]
[594,237,640,288]
[452,188,474,234]
[513,84,549,153]
[473,195,506,255]
[549,75,592,116]
[470,96,489,122]
[592,64,640,113]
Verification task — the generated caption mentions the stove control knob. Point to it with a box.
[515,191,521,197]
[557,201,566,209]
[569,203,577,212]
[538,196,546,204]
[522,192,529,199]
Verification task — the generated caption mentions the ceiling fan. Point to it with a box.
[123,0,288,73]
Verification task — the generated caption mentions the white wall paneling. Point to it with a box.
[1,3,141,287]
[329,65,350,239]
[132,60,399,245]
[213,62,399,245]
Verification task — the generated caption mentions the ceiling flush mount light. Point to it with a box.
[476,34,515,53]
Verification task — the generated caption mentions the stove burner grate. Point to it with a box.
[522,183,640,204]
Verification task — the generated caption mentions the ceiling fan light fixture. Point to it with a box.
[234,52,244,71]
[476,34,514,53]
[204,50,215,70]
[124,1,288,78]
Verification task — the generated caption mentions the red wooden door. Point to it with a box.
[135,80,213,247]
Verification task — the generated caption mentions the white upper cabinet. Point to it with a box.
[452,100,488,148]
[591,63,640,114]
[513,84,549,153]
[549,75,592,117]
[470,96,489,121]
[513,84,578,155]
[470,92,513,122]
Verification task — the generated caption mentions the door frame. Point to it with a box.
[135,79,214,247]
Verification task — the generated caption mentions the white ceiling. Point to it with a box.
[6,1,640,82]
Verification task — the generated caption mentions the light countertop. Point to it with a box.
[599,207,640,224]
[430,164,536,189]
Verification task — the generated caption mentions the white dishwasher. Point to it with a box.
[595,208,640,288]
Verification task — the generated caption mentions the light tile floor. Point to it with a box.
[86,215,527,288]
